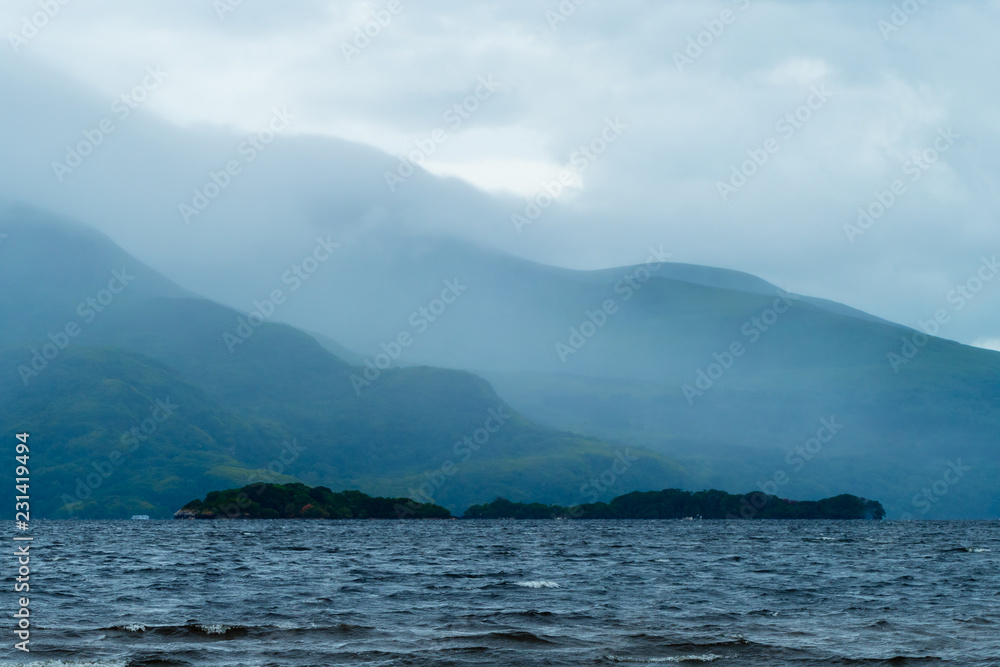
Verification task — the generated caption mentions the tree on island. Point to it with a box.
[177,484,885,521]
[176,483,451,519]
[462,490,886,520]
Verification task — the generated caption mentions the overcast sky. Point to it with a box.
[2,0,998,350]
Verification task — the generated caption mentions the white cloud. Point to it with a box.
[760,57,832,87]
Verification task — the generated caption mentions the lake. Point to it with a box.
[5,519,998,665]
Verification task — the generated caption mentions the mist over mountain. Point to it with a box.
[193,223,1000,519]
[2,209,997,519]
[0,26,997,521]
[0,47,997,353]
[0,212,688,518]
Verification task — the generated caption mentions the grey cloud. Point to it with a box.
[0,0,997,346]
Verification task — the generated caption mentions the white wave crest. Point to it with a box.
[605,654,725,663]
[515,580,560,588]
[198,623,233,634]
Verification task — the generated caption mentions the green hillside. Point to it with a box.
[3,211,998,519]
[265,233,1000,518]
[0,213,689,518]
[0,346,289,518]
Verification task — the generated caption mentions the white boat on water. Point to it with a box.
[131,515,150,520]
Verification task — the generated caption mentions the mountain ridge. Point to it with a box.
[2,209,998,518]
[0,210,691,518]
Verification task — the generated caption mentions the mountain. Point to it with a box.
[0,210,688,518]
[2,53,995,520]
[246,231,1000,519]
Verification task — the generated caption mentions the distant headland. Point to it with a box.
[175,483,885,520]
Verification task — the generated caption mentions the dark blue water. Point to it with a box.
[3,520,998,666]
